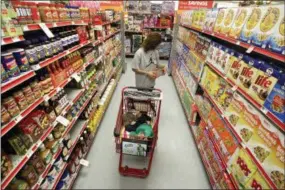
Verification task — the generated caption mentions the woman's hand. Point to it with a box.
[146,71,158,79]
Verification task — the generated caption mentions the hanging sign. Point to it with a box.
[178,0,214,10]
[99,0,123,11]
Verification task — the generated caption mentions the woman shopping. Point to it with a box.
[132,33,166,88]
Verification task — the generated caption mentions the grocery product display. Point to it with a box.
[124,1,174,59]
[172,2,284,190]
[1,1,124,189]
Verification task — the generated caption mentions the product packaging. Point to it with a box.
[229,7,252,39]
[219,8,239,36]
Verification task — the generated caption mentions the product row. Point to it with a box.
[125,1,175,15]
[180,3,285,55]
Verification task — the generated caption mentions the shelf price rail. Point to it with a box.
[180,24,285,63]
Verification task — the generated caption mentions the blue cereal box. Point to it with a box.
[264,71,285,124]
[239,6,267,44]
[252,5,284,49]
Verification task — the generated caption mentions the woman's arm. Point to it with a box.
[155,50,167,72]
[132,50,157,79]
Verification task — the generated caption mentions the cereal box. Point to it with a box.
[248,62,279,105]
[215,83,235,111]
[252,5,284,48]
[244,170,271,190]
[256,117,285,189]
[263,72,285,124]
[197,9,208,30]
[206,41,218,66]
[236,56,261,93]
[212,44,226,73]
[203,9,219,33]
[226,52,244,85]
[240,6,268,44]
[214,8,226,33]
[200,66,220,96]
[228,148,258,188]
[220,8,240,36]
[229,7,252,39]
[268,11,285,54]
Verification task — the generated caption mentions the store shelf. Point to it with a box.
[1,70,36,93]
[31,147,63,190]
[180,24,285,63]
[125,30,143,33]
[144,26,171,29]
[31,40,91,71]
[1,124,56,189]
[101,19,121,25]
[22,20,89,32]
[200,83,278,190]
[92,39,103,47]
[205,61,285,132]
[1,35,25,45]
[101,30,120,42]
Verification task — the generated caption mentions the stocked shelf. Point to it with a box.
[101,19,121,25]
[125,30,143,33]
[1,70,36,94]
[101,30,121,42]
[31,40,92,71]
[1,35,25,45]
[180,24,285,63]
[22,20,89,32]
[144,26,171,29]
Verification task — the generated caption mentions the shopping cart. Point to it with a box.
[114,87,163,178]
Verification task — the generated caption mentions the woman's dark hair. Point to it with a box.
[142,33,162,52]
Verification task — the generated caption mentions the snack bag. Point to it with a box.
[240,6,268,44]
[228,148,258,188]
[244,170,271,190]
[248,62,279,105]
[263,72,285,124]
[229,7,252,39]
[214,8,226,33]
[252,5,284,48]
[226,52,244,85]
[220,8,239,36]
[236,56,261,93]
[268,15,285,54]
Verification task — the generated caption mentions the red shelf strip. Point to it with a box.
[2,35,25,45]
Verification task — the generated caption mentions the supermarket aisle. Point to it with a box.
[74,59,210,189]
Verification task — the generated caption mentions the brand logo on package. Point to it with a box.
[178,0,214,10]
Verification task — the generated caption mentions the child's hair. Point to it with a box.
[142,33,162,52]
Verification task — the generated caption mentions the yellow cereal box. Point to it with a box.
[225,92,245,128]
[252,4,284,48]
[244,170,271,190]
[228,148,258,188]
[236,56,261,93]
[200,66,220,96]
[248,62,279,105]
[240,6,269,44]
[226,51,244,85]
[214,8,226,33]
[229,7,252,39]
[220,8,239,36]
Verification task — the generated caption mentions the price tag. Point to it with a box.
[261,107,268,114]
[56,87,61,93]
[231,85,238,91]
[39,23,54,38]
[27,150,34,158]
[31,64,41,70]
[15,115,23,123]
[72,73,81,82]
[246,45,255,53]
[13,36,21,42]
[56,116,70,127]
[236,41,240,45]
[80,159,90,167]
[72,21,75,25]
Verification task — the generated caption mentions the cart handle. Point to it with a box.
[122,86,162,94]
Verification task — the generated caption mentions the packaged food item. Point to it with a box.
[226,52,244,85]
[28,153,46,175]
[1,151,12,178]
[229,7,252,39]
[1,106,11,125]
[228,148,258,188]
[50,3,59,22]
[1,63,10,83]
[9,178,30,190]
[239,6,268,44]
[18,114,43,141]
[54,156,64,171]
[39,143,52,165]
[1,51,20,78]
[44,134,59,154]
[30,80,43,99]
[252,5,284,48]
[22,85,35,105]
[263,72,285,124]
[7,134,27,155]
[30,110,50,129]
[9,48,30,72]
[19,164,39,186]
[236,56,261,93]
[38,3,53,22]
[3,96,20,117]
[244,170,271,189]
[13,90,28,111]
[26,2,40,23]
[219,8,239,36]
[203,9,218,33]
[214,8,226,33]
[248,62,279,105]
[40,178,50,190]
[268,16,285,54]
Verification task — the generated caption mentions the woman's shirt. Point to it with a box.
[132,48,160,88]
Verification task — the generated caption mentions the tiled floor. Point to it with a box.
[73,59,210,189]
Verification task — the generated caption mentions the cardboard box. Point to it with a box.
[229,7,252,39]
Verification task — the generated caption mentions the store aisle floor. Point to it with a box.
[74,59,210,189]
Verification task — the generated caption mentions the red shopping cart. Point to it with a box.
[114,87,162,178]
